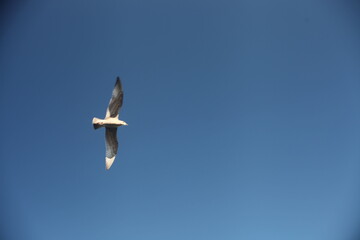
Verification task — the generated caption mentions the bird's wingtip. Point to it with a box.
[105,156,116,170]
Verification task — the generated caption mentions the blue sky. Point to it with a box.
[1,0,360,239]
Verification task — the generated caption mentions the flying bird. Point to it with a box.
[92,77,128,170]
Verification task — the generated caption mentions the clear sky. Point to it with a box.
[0,0,360,239]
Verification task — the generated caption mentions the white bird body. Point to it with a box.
[92,117,128,128]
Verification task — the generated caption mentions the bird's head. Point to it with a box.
[120,120,128,126]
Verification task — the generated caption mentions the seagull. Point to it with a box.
[92,77,128,170]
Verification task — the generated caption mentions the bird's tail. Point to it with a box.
[92,117,103,130]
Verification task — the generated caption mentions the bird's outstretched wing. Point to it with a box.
[105,77,123,118]
[105,127,118,170]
